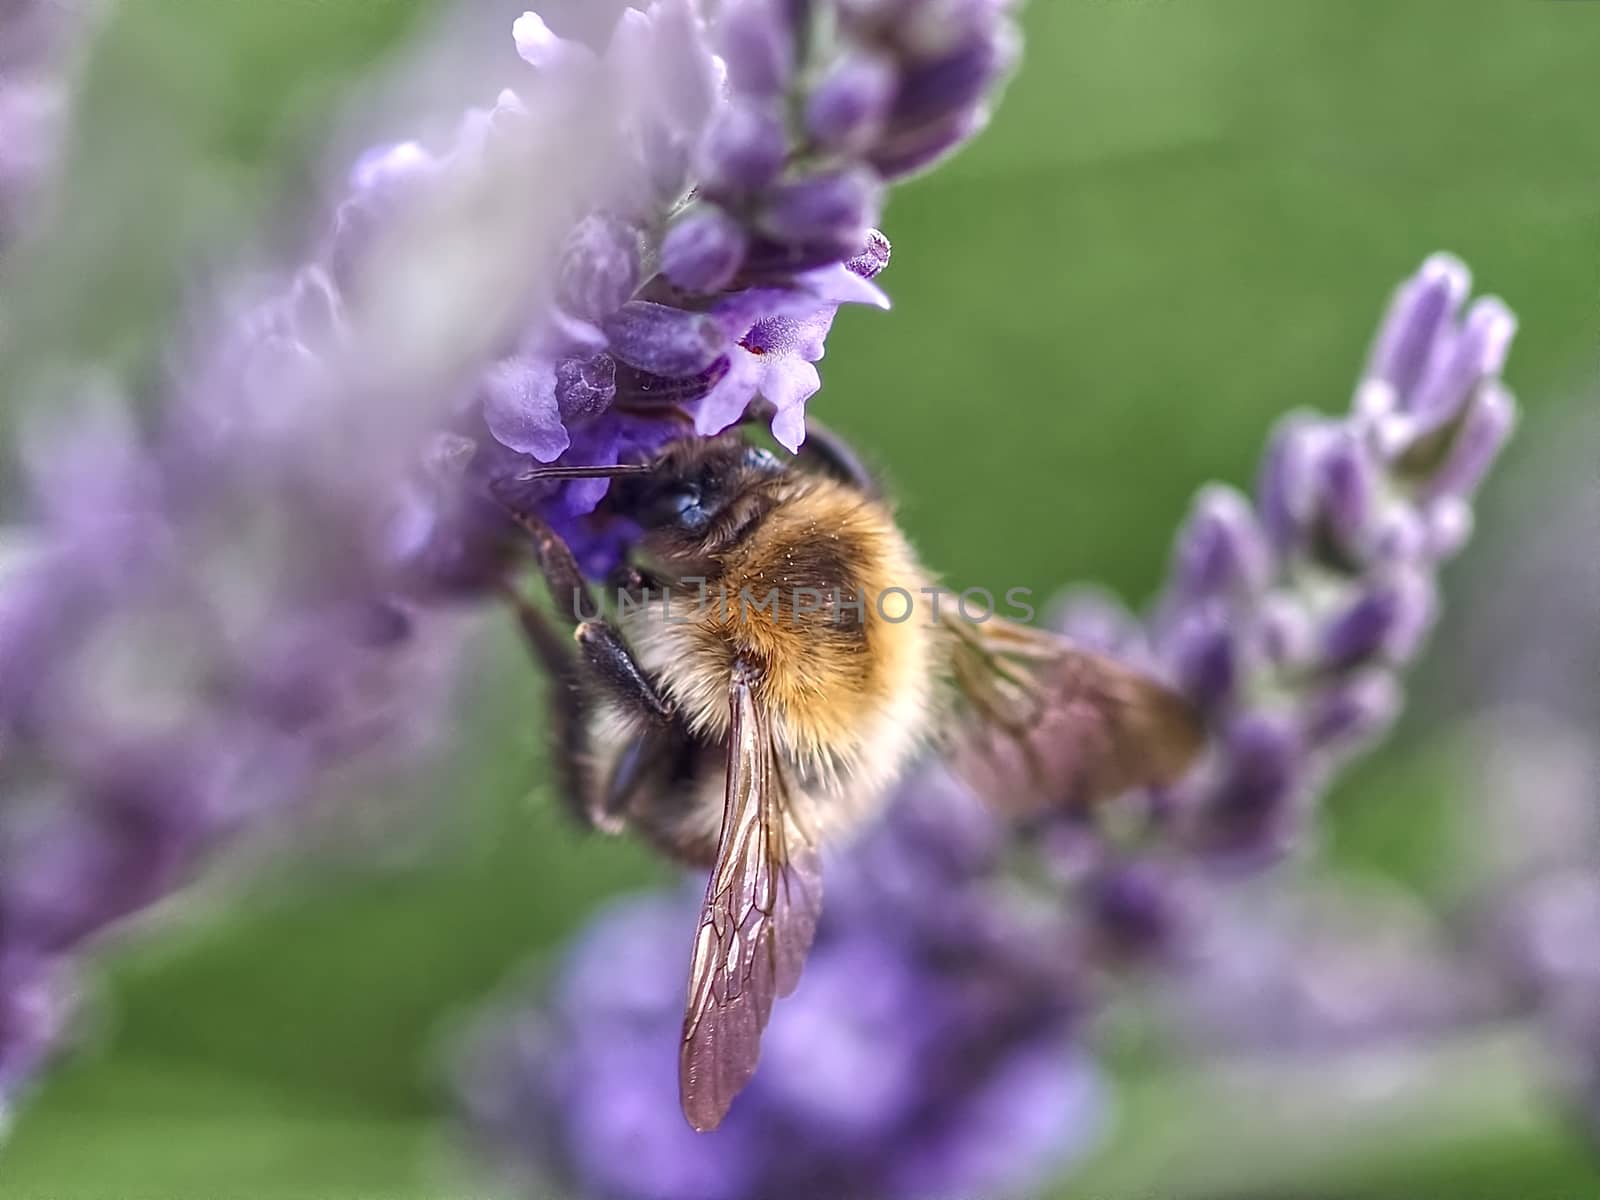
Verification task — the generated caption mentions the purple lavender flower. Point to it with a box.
[432,0,1015,574]
[0,5,728,1112]
[1123,253,1517,866]
[455,770,1104,1200]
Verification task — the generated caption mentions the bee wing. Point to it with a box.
[944,614,1204,817]
[678,657,822,1133]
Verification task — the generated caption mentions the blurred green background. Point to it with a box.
[3,1,1598,1196]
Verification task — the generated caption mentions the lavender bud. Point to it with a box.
[1362,252,1469,401]
[1319,571,1435,671]
[554,354,617,422]
[697,100,788,195]
[806,52,898,150]
[1303,671,1401,751]
[1202,714,1302,855]
[891,28,1017,130]
[1172,485,1273,602]
[1256,413,1323,551]
[1406,295,1516,432]
[1311,428,1379,564]
[660,204,749,292]
[600,301,728,378]
[870,104,989,180]
[1168,609,1239,714]
[719,0,794,98]
[1422,380,1516,504]
[558,215,642,322]
[761,167,883,248]
[1085,863,1183,961]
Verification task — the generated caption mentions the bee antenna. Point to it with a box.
[513,462,656,482]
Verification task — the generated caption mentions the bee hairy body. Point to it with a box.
[500,426,1204,1134]
[594,469,940,865]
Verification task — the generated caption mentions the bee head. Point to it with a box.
[615,437,782,536]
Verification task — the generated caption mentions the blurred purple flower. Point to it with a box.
[1,2,728,1113]
[456,769,1103,1200]
[422,0,1012,572]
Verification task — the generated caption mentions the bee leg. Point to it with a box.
[499,503,674,724]
[503,587,597,829]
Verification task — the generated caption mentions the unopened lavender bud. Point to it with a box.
[1202,713,1302,854]
[719,0,794,98]
[1312,429,1378,564]
[1303,671,1401,751]
[697,100,787,195]
[1169,610,1238,714]
[554,354,616,421]
[1363,252,1469,400]
[660,204,748,292]
[1257,592,1313,669]
[1256,413,1322,551]
[1406,296,1516,434]
[1423,380,1516,504]
[1172,484,1272,602]
[891,28,1017,129]
[1086,863,1182,961]
[600,301,727,378]
[761,167,883,248]
[807,52,897,150]
[1319,572,1435,670]
[557,215,641,322]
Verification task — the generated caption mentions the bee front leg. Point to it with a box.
[496,498,674,724]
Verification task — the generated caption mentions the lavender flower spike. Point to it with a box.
[459,0,1017,570]
[0,8,702,1115]
[1137,255,1518,861]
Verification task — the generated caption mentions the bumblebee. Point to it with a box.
[499,422,1201,1131]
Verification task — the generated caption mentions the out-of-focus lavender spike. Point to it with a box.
[455,780,1102,1200]
[1,2,713,1111]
